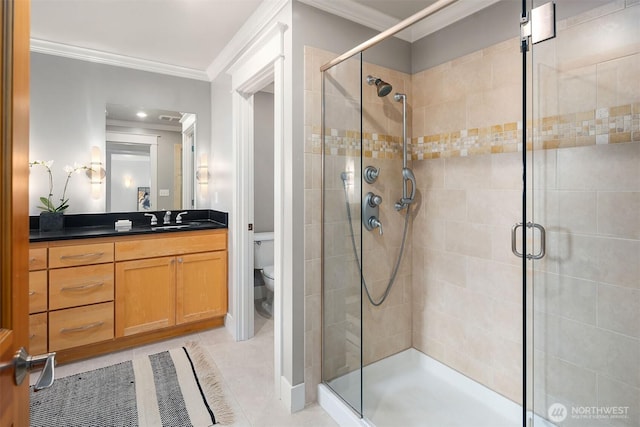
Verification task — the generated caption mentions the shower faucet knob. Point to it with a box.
[368,194,382,207]
[368,217,383,236]
[363,165,380,184]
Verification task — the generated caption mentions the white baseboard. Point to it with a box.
[224,313,236,341]
[280,376,305,413]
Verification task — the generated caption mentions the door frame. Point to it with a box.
[0,0,31,424]
[227,20,297,407]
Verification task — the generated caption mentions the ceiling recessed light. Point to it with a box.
[136,111,148,118]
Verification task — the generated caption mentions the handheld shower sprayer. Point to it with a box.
[394,92,416,210]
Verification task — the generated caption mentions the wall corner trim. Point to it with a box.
[281,376,306,413]
[224,313,236,340]
[206,0,289,82]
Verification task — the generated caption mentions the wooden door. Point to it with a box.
[115,257,176,337]
[176,251,227,324]
[0,0,30,425]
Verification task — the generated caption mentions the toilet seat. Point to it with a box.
[263,265,274,280]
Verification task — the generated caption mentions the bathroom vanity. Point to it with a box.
[28,210,228,364]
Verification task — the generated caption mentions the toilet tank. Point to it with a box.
[253,232,274,269]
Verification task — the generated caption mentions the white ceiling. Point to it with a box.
[30,0,264,71]
[30,0,500,80]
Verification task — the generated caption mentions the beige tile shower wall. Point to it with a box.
[411,152,525,403]
[410,0,640,418]
[411,37,524,158]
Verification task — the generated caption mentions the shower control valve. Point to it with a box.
[368,193,382,207]
[368,217,383,236]
[363,165,380,184]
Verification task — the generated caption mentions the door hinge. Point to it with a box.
[521,1,556,53]
[520,13,531,52]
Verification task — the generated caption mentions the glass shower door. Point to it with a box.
[529,1,640,425]
[322,52,363,415]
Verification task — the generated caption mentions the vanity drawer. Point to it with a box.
[49,302,114,351]
[29,313,48,355]
[49,242,114,268]
[29,270,48,314]
[49,264,114,310]
[115,231,227,261]
[29,247,47,271]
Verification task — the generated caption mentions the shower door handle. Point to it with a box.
[529,222,546,260]
[511,223,524,258]
[511,222,546,260]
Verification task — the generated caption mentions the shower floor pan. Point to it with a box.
[319,348,553,427]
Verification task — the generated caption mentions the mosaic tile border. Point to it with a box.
[312,103,640,160]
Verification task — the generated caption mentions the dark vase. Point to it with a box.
[39,211,64,232]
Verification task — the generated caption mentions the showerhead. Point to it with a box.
[366,75,393,97]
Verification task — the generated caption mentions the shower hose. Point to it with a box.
[341,183,411,307]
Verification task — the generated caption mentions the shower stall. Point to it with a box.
[318,0,640,426]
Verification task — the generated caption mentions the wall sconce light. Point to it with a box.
[196,153,210,185]
[85,146,106,199]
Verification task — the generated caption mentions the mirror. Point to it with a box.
[105,104,195,212]
[29,51,211,216]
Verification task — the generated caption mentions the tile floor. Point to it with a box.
[33,311,338,427]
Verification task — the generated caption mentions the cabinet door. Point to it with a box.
[49,302,114,351]
[28,270,47,314]
[176,251,227,324]
[29,313,48,355]
[49,263,114,310]
[115,256,176,337]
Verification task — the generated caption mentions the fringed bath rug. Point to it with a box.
[30,342,233,426]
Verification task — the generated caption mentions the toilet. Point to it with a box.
[253,232,274,316]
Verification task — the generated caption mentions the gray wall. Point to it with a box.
[253,91,275,233]
[411,0,611,73]
[293,1,412,74]
[30,52,211,214]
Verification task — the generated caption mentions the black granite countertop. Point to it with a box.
[29,209,228,242]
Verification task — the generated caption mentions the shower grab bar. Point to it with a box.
[320,0,459,71]
[511,222,546,260]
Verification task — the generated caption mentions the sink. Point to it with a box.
[150,224,190,231]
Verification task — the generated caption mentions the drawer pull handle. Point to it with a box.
[29,334,36,340]
[29,291,36,296]
[29,257,36,264]
[60,321,104,334]
[61,281,104,292]
[59,252,105,260]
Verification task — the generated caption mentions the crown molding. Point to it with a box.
[297,0,502,43]
[297,0,412,42]
[206,0,290,81]
[30,39,210,81]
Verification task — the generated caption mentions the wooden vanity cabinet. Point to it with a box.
[115,256,177,337]
[114,230,227,337]
[47,240,115,352]
[28,244,48,354]
[28,229,227,362]
[176,251,228,324]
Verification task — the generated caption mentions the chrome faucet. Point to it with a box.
[163,211,172,225]
[176,211,188,224]
[144,213,158,226]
